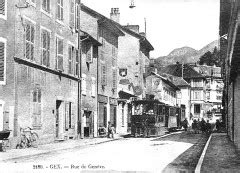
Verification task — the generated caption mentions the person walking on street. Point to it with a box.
[192,119,198,134]
[182,118,188,131]
[108,121,114,138]
[206,120,212,134]
[200,118,206,133]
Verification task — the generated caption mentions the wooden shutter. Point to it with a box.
[0,42,5,82]
[69,0,75,28]
[68,46,72,74]
[75,3,80,30]
[25,24,31,59]
[30,25,35,60]
[82,74,86,95]
[75,49,79,76]
[112,69,117,89]
[0,0,5,15]
[91,77,96,97]
[46,31,50,67]
[65,102,69,130]
[101,64,107,86]
[86,44,93,63]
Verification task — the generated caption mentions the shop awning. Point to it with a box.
[118,90,136,99]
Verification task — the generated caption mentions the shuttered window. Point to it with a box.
[32,86,41,127]
[91,77,96,97]
[86,44,93,63]
[112,69,117,89]
[75,3,80,30]
[57,0,63,21]
[0,39,6,85]
[82,74,86,95]
[25,22,35,60]
[101,64,107,86]
[41,29,50,67]
[56,37,64,71]
[65,102,73,130]
[42,0,50,13]
[68,45,75,74]
[75,49,79,76]
[69,0,75,28]
[0,0,6,19]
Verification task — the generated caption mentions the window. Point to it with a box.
[217,96,222,100]
[91,77,96,97]
[32,86,41,127]
[41,29,50,67]
[101,64,107,86]
[82,74,86,95]
[68,45,75,74]
[193,79,202,87]
[75,3,80,30]
[42,0,50,13]
[0,0,7,20]
[75,49,79,76]
[57,0,63,21]
[25,21,35,60]
[112,69,117,89]
[56,36,63,71]
[86,44,93,63]
[0,38,6,85]
[194,91,201,100]
[65,102,73,130]
[69,0,75,28]
[194,104,200,114]
[206,91,210,99]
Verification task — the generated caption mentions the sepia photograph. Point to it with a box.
[0,0,239,172]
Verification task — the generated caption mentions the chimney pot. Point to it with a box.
[110,8,120,23]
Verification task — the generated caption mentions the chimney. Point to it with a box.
[110,8,120,23]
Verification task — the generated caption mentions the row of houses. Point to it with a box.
[0,0,153,147]
[146,62,223,123]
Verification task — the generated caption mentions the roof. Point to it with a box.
[151,72,180,90]
[81,4,124,37]
[80,30,102,46]
[81,4,154,51]
[160,73,190,87]
[160,64,205,79]
[193,65,222,78]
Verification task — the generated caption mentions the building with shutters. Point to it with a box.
[80,30,101,138]
[160,63,207,119]
[80,5,124,135]
[0,0,82,147]
[109,8,154,134]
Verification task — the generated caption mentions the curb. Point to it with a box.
[1,137,124,162]
[195,133,212,173]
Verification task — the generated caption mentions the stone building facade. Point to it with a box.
[0,0,82,147]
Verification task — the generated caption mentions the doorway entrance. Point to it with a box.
[56,100,63,138]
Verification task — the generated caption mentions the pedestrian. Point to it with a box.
[107,121,114,138]
[200,118,206,133]
[197,119,201,134]
[206,120,212,134]
[182,118,188,131]
[215,119,221,132]
[192,119,198,134]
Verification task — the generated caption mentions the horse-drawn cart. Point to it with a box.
[0,130,10,152]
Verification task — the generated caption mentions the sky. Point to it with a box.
[81,0,220,58]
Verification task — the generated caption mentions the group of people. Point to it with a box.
[181,118,212,134]
[191,118,212,134]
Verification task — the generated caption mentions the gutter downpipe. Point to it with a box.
[77,0,83,139]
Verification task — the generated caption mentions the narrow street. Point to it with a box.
[1,132,209,172]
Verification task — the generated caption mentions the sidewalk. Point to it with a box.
[200,133,240,172]
[0,134,124,162]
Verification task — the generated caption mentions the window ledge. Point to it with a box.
[56,19,65,26]
[41,9,52,18]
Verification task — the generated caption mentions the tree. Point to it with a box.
[199,47,222,67]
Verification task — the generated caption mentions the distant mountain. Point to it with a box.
[155,40,218,66]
